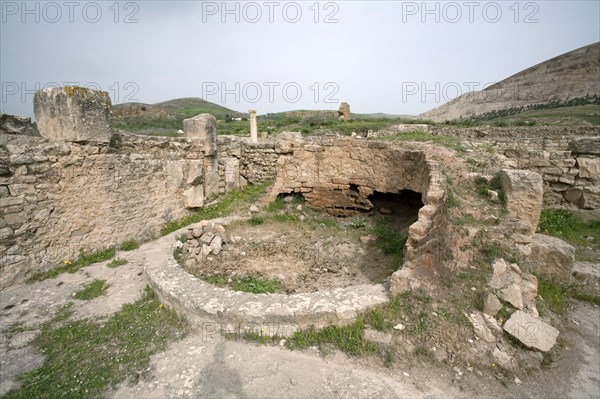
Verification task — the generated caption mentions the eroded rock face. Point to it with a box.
[0,113,34,136]
[525,234,575,284]
[33,86,113,143]
[501,169,544,235]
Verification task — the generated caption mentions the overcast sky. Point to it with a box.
[1,0,599,118]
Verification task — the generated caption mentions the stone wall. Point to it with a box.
[371,126,600,209]
[0,134,216,288]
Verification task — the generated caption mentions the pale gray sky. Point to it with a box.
[1,0,599,118]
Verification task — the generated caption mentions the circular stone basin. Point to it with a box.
[144,217,392,336]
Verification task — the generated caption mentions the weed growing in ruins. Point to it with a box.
[350,217,367,228]
[538,209,600,253]
[272,213,300,223]
[4,288,188,399]
[266,196,286,213]
[201,274,282,294]
[74,279,109,300]
[161,182,271,235]
[249,215,265,225]
[28,247,117,283]
[372,222,407,266]
[107,259,128,268]
[286,317,377,356]
[230,275,282,294]
[119,240,139,251]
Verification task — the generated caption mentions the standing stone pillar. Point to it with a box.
[33,86,113,142]
[249,110,258,143]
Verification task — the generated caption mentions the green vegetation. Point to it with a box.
[74,279,109,300]
[249,215,265,225]
[371,222,407,269]
[286,318,377,356]
[28,247,116,283]
[537,278,600,316]
[350,217,367,229]
[161,182,271,235]
[4,288,188,399]
[272,213,300,223]
[230,275,282,294]
[107,258,128,268]
[266,196,286,212]
[537,209,600,252]
[203,274,281,294]
[475,174,504,202]
[119,240,139,251]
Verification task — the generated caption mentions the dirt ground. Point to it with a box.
[183,201,419,293]
[2,248,598,398]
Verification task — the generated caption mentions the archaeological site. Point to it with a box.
[0,15,599,397]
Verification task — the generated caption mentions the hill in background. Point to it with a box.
[419,42,600,123]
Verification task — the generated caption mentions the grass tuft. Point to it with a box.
[28,247,116,283]
[107,258,128,268]
[74,279,109,300]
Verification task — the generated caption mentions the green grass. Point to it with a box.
[230,275,281,294]
[286,318,377,356]
[538,209,600,251]
[371,223,407,266]
[4,288,188,399]
[202,274,282,294]
[161,182,271,235]
[28,247,116,283]
[249,215,265,225]
[119,240,139,251]
[266,196,286,213]
[107,259,128,268]
[537,278,600,315]
[272,213,300,223]
[537,279,567,315]
[74,279,109,300]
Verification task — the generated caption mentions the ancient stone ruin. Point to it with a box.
[1,86,598,359]
[337,102,351,121]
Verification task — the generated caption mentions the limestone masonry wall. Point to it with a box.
[0,134,214,288]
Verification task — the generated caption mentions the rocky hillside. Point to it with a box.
[419,42,600,122]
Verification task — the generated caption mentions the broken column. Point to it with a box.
[183,113,219,202]
[249,109,258,143]
[33,86,113,143]
[500,169,543,237]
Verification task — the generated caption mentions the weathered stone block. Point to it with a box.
[503,310,559,352]
[183,114,218,155]
[500,169,543,235]
[577,157,600,180]
[525,234,575,283]
[183,185,204,208]
[569,137,600,155]
[33,86,113,143]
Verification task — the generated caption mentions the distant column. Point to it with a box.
[249,109,258,143]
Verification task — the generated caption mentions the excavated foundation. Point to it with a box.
[145,138,450,335]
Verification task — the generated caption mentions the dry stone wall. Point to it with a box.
[0,133,219,288]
